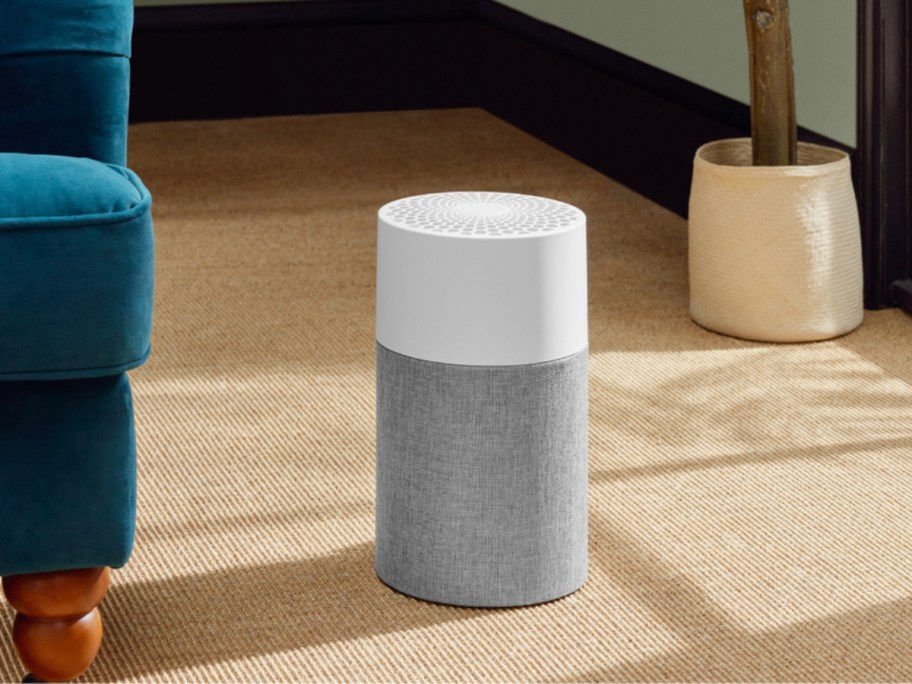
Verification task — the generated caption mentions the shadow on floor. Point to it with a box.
[91,542,477,681]
[576,515,912,682]
[564,594,912,682]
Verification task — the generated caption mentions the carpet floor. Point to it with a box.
[2,108,911,682]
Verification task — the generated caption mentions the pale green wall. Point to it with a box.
[493,0,856,146]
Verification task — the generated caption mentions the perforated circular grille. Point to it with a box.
[380,191,583,238]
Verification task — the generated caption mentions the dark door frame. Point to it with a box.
[858,0,911,309]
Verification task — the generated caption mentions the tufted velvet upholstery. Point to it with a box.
[0,0,152,579]
[0,0,133,165]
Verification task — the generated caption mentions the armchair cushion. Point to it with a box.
[0,153,154,381]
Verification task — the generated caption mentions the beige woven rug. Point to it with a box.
[2,109,911,682]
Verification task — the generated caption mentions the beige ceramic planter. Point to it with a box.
[688,138,863,342]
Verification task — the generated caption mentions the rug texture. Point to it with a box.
[2,109,911,682]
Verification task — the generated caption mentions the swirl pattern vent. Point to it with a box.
[379,191,583,237]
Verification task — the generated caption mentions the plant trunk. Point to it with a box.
[744,0,797,166]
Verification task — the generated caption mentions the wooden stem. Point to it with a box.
[744,0,797,165]
[2,568,110,682]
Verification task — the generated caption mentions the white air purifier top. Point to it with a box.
[376,191,588,366]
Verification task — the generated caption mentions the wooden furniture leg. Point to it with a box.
[2,568,110,682]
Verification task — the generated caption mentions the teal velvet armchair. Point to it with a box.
[0,1,154,680]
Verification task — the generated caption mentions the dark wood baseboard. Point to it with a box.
[132,0,907,308]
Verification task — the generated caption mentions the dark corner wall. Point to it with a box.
[131,0,910,309]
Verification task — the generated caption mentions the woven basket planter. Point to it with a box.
[688,138,863,342]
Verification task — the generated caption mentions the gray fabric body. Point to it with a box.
[375,343,589,607]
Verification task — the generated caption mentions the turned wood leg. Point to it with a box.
[2,567,110,682]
